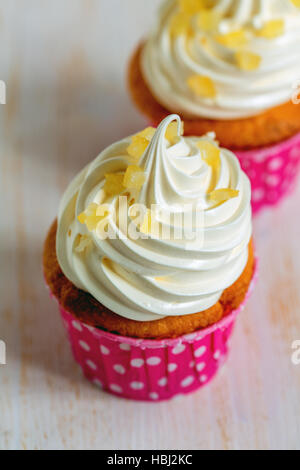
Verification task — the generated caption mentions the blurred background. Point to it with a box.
[0,0,300,450]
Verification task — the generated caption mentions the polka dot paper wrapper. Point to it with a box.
[235,132,300,215]
[51,262,258,402]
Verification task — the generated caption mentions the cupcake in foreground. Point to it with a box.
[44,115,256,401]
[128,0,300,214]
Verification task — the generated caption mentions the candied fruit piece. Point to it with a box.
[257,19,284,39]
[291,0,300,7]
[209,189,239,204]
[187,75,216,98]
[85,215,100,232]
[75,234,92,253]
[127,135,149,160]
[85,202,99,216]
[169,12,193,38]
[139,126,156,141]
[78,203,110,232]
[178,0,205,14]
[123,165,146,190]
[77,212,87,224]
[104,173,124,196]
[197,140,221,169]
[216,29,248,48]
[96,205,110,218]
[87,204,109,231]
[196,9,221,32]
[235,50,261,71]
[165,121,184,144]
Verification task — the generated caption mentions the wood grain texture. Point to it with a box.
[0,0,300,450]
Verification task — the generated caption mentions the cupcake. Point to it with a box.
[44,115,256,401]
[128,0,300,214]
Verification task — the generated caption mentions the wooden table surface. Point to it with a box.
[1,0,300,450]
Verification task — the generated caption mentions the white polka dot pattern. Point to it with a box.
[100,345,110,355]
[168,363,177,372]
[172,344,186,355]
[110,384,123,393]
[130,381,144,390]
[130,358,144,368]
[72,320,83,332]
[86,359,97,370]
[58,283,256,401]
[119,343,131,351]
[195,346,206,358]
[113,364,126,375]
[93,379,103,388]
[213,350,221,360]
[146,357,161,366]
[158,377,168,387]
[149,392,159,400]
[79,340,90,352]
[196,362,206,372]
[236,135,300,215]
[181,376,194,388]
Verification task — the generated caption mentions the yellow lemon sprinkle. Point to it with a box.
[127,135,149,160]
[95,205,110,218]
[165,121,184,144]
[123,165,146,190]
[197,141,221,168]
[216,29,248,48]
[78,203,110,232]
[170,12,193,38]
[257,19,285,39]
[187,75,216,98]
[209,189,239,204]
[77,212,87,224]
[235,50,262,71]
[139,127,156,141]
[178,0,206,15]
[291,0,300,7]
[104,173,125,196]
[196,9,221,32]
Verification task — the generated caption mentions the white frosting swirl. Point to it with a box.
[141,0,300,119]
[57,115,252,322]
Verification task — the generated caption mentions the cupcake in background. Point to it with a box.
[44,115,256,401]
[128,0,300,214]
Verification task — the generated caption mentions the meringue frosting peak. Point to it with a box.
[141,0,300,119]
[57,115,252,322]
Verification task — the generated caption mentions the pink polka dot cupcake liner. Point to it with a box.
[51,262,258,402]
[235,132,300,215]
